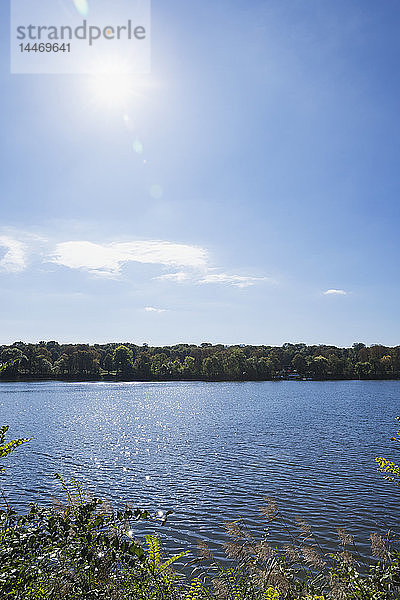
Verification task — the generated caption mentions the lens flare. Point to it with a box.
[73,0,89,17]
[150,184,163,199]
[133,139,143,154]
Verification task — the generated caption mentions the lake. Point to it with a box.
[0,380,399,559]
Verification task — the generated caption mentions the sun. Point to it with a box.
[84,57,155,112]
[89,74,135,109]
[85,57,140,109]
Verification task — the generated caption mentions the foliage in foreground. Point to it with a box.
[0,484,399,600]
[376,417,400,488]
[0,426,30,474]
[0,482,185,600]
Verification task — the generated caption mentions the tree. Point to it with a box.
[54,354,70,375]
[355,361,372,379]
[18,355,29,375]
[103,353,114,374]
[223,350,246,380]
[292,353,307,376]
[202,355,223,380]
[37,357,52,375]
[182,356,196,379]
[352,342,366,353]
[257,357,274,379]
[134,354,151,379]
[327,354,345,379]
[113,345,134,376]
[150,353,168,379]
[0,348,23,377]
[309,356,329,379]
[380,355,393,377]
[71,349,100,375]
[244,357,259,380]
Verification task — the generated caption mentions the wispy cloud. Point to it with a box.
[323,289,348,296]
[144,306,167,313]
[199,273,270,288]
[51,240,208,276]
[0,230,270,290]
[0,236,26,273]
[156,271,190,283]
[157,270,271,288]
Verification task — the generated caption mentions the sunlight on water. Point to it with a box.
[1,380,399,560]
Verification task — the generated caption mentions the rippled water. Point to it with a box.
[0,380,399,558]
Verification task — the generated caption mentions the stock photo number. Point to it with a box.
[19,43,71,53]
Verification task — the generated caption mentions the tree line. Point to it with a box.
[0,340,399,381]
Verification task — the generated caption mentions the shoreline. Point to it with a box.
[1,376,400,383]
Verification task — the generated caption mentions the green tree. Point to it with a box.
[0,348,23,376]
[202,355,223,380]
[380,355,393,377]
[292,353,307,376]
[355,361,372,379]
[309,356,329,379]
[244,357,259,380]
[327,354,345,379]
[150,353,168,379]
[182,356,197,379]
[18,355,29,375]
[223,350,246,380]
[54,353,70,375]
[257,357,274,379]
[113,345,134,376]
[36,357,53,375]
[71,349,100,375]
[103,353,114,374]
[134,353,151,379]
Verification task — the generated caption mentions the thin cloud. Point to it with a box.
[51,240,208,276]
[145,307,167,313]
[199,273,270,288]
[0,236,26,273]
[156,271,190,283]
[0,231,270,290]
[323,289,348,296]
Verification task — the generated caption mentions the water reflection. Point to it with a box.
[0,380,399,560]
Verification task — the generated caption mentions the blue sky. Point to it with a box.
[1,0,400,346]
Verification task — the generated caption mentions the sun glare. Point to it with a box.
[85,57,142,109]
[89,74,135,109]
[84,58,155,112]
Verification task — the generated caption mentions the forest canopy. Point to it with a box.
[0,341,399,381]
